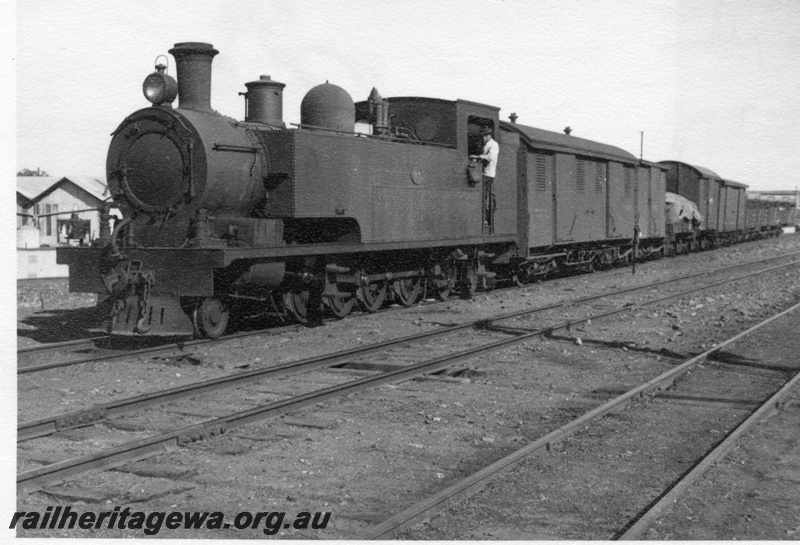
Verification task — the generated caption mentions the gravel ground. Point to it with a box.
[402,303,800,540]
[640,313,800,540]
[15,234,800,539]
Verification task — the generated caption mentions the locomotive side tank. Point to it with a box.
[266,95,515,244]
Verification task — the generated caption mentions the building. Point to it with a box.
[16,175,115,248]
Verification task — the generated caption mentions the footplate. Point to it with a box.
[103,294,195,337]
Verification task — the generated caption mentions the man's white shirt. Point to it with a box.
[480,139,499,177]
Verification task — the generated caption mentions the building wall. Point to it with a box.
[25,183,103,247]
[17,196,35,228]
[17,248,69,279]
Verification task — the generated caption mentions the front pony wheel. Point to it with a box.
[193,298,230,339]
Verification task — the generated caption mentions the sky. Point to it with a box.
[10,0,800,191]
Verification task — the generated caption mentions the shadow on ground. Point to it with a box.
[17,306,106,343]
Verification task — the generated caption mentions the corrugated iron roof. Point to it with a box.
[16,175,109,202]
[16,176,60,200]
[63,175,110,201]
[501,121,638,164]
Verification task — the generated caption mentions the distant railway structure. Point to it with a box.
[16,176,119,248]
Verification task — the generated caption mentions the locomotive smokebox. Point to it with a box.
[169,42,219,112]
[300,82,355,133]
[244,75,286,126]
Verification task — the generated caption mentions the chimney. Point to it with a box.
[169,42,219,112]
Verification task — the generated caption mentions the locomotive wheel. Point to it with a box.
[431,271,452,301]
[284,288,310,324]
[394,277,422,307]
[194,298,229,340]
[327,293,356,318]
[360,281,387,312]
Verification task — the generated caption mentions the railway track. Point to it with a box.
[617,365,800,540]
[19,255,800,440]
[17,323,303,374]
[17,255,800,494]
[364,301,800,539]
[17,250,800,375]
[18,337,108,355]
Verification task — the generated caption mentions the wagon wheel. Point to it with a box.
[327,292,356,319]
[193,298,229,339]
[513,264,531,286]
[283,288,310,324]
[394,277,422,307]
[359,281,387,312]
[460,266,478,298]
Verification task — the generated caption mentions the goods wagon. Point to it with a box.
[658,160,748,247]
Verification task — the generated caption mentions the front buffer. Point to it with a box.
[58,246,229,338]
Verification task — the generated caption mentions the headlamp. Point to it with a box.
[143,62,178,106]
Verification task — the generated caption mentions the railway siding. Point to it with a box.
[395,281,800,539]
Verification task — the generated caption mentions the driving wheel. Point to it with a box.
[394,277,422,307]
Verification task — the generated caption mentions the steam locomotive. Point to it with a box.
[56,42,784,339]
